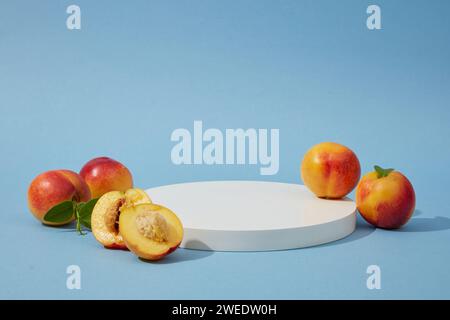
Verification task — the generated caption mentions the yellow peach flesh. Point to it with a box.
[119,203,183,261]
[91,189,152,249]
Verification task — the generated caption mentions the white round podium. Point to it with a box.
[145,181,356,251]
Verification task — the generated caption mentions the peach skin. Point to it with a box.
[27,170,91,225]
[80,157,133,198]
[301,142,361,199]
[356,165,416,229]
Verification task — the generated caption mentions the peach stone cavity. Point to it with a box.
[135,210,169,242]
[104,198,124,233]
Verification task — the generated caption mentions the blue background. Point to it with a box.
[1,0,449,299]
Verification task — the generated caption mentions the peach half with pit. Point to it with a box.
[91,188,152,249]
[119,203,183,261]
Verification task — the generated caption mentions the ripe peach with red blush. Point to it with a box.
[356,166,415,229]
[27,170,91,225]
[80,157,133,198]
[301,142,361,199]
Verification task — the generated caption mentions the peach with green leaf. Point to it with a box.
[27,170,91,225]
[356,165,416,229]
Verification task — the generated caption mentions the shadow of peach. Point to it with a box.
[413,209,423,217]
[398,215,450,232]
[139,240,214,264]
[43,220,82,231]
[317,208,431,247]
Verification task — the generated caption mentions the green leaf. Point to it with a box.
[374,165,394,178]
[43,201,74,223]
[76,218,86,235]
[78,198,98,218]
[80,217,91,229]
[76,198,98,231]
[76,201,86,211]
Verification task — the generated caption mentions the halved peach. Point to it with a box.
[91,188,152,249]
[119,203,183,261]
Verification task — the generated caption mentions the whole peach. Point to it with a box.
[356,166,415,229]
[80,157,133,198]
[301,142,361,199]
[27,170,91,225]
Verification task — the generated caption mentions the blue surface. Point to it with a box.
[1,0,450,299]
